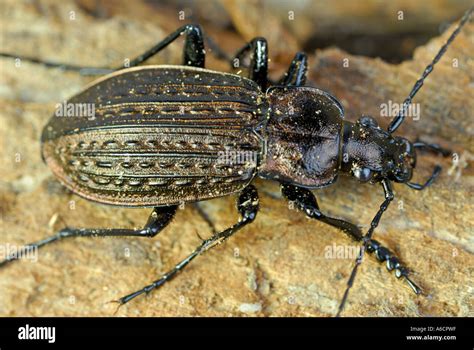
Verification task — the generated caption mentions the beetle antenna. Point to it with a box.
[387,7,473,134]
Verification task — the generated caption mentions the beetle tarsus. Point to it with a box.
[366,239,421,294]
[404,276,422,295]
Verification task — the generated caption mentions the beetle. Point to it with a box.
[1,7,472,315]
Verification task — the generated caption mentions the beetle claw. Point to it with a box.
[106,298,125,315]
[405,276,422,295]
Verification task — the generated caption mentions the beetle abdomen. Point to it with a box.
[41,66,266,207]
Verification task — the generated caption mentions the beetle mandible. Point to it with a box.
[1,7,472,315]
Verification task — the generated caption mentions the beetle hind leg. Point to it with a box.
[278,52,308,86]
[192,202,217,234]
[204,36,270,89]
[112,185,259,307]
[232,38,269,90]
[126,24,205,69]
[0,24,206,75]
[0,206,178,268]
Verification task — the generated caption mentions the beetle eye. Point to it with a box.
[353,167,373,182]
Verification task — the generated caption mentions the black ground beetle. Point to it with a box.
[1,7,472,315]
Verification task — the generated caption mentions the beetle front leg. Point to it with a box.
[0,205,178,267]
[280,183,421,298]
[281,183,363,239]
[414,140,451,157]
[336,180,416,315]
[406,141,451,191]
[112,185,259,307]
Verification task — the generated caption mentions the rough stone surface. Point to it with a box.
[0,0,472,316]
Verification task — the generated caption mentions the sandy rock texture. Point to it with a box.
[0,0,472,316]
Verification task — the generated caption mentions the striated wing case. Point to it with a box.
[41,66,267,207]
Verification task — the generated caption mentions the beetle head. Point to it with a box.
[388,136,417,183]
[342,117,416,183]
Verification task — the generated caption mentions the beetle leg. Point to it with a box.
[280,183,421,313]
[407,165,442,190]
[281,183,363,239]
[278,52,308,86]
[0,206,178,267]
[232,38,268,90]
[0,24,205,75]
[123,24,205,69]
[337,180,423,315]
[0,52,115,75]
[203,35,233,62]
[407,140,451,190]
[112,185,259,307]
[192,202,217,234]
